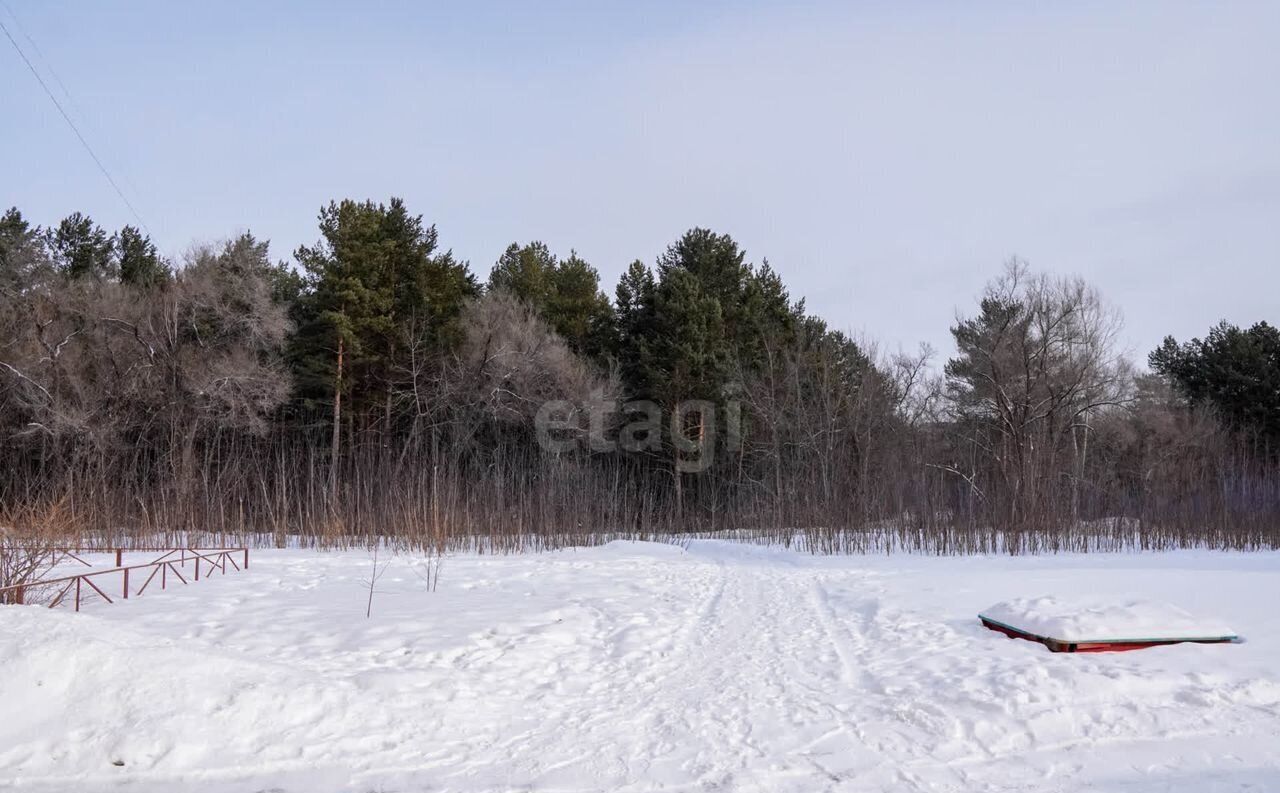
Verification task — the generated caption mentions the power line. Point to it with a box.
[1,2,148,208]
[2,2,83,120]
[0,14,151,235]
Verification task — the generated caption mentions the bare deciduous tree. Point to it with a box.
[942,260,1133,534]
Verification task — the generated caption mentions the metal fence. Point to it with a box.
[0,548,249,610]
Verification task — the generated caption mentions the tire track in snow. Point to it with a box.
[646,559,910,790]
[611,556,852,790]
[667,560,775,789]
[806,573,980,792]
[799,574,931,788]
[476,551,736,788]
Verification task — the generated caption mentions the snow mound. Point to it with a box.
[0,605,382,779]
[980,596,1238,642]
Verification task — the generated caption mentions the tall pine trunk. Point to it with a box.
[330,335,344,496]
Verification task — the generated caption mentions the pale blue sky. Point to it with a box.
[3,1,1278,360]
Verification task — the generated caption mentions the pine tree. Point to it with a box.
[487,242,613,358]
[0,207,48,290]
[488,241,555,304]
[639,229,799,404]
[737,260,798,370]
[0,208,33,265]
[614,259,659,399]
[1151,321,1280,444]
[656,228,750,326]
[264,259,307,307]
[46,212,114,280]
[292,198,477,473]
[652,267,729,405]
[117,225,168,288]
[544,251,613,359]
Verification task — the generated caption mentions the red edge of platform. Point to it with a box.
[979,616,1237,653]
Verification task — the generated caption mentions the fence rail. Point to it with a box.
[0,548,249,610]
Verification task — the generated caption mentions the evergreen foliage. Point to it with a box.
[117,225,168,288]
[616,228,799,406]
[0,208,46,290]
[1151,321,1280,445]
[291,198,477,415]
[46,212,115,280]
[487,242,613,358]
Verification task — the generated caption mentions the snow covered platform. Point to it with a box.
[979,596,1239,652]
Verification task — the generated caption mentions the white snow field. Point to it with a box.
[2,540,1280,793]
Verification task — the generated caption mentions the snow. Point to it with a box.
[2,540,1280,792]
[980,596,1238,643]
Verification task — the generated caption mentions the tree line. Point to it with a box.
[1,200,1277,553]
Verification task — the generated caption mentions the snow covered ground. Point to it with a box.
[2,540,1279,792]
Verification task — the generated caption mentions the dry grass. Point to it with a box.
[0,498,82,604]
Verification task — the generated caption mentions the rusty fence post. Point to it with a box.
[115,548,123,567]
[123,568,129,599]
